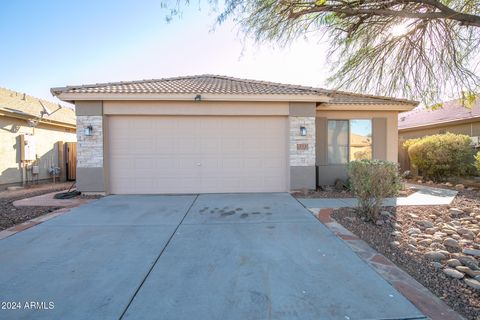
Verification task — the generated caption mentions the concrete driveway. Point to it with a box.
[0,193,425,320]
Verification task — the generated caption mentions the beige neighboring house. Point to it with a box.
[51,75,417,194]
[398,98,480,171]
[0,88,76,187]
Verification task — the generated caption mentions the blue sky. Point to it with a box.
[0,0,329,104]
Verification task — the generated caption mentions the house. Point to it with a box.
[51,75,417,194]
[398,98,480,171]
[0,88,76,187]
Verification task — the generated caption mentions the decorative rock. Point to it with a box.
[427,180,434,185]
[417,180,423,184]
[463,232,475,240]
[456,266,480,277]
[455,184,465,190]
[390,241,400,247]
[425,228,436,235]
[431,262,443,269]
[418,239,432,246]
[443,238,460,248]
[408,238,417,245]
[449,208,464,216]
[418,220,434,228]
[443,268,464,279]
[465,278,480,290]
[445,182,453,187]
[376,220,384,226]
[463,248,480,257]
[407,244,417,251]
[458,256,480,270]
[407,227,421,235]
[391,231,402,238]
[425,251,447,261]
[446,259,462,267]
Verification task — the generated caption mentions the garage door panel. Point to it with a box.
[108,116,287,194]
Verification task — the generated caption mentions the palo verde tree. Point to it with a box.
[166,0,480,105]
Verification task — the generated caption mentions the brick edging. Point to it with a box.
[314,208,465,320]
[0,207,72,240]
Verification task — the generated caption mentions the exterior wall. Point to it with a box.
[0,116,76,185]
[316,110,399,185]
[75,101,105,192]
[103,100,289,115]
[398,120,480,171]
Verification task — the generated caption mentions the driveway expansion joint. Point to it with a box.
[118,194,199,320]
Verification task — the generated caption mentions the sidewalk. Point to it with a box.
[297,184,457,209]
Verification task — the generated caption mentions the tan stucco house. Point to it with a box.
[398,98,480,171]
[0,88,76,187]
[51,75,417,194]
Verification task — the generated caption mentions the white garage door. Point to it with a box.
[108,116,288,194]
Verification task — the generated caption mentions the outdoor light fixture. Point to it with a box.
[194,94,202,101]
[84,125,93,136]
[300,126,307,136]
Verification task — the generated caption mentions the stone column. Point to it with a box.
[75,101,105,193]
[289,103,316,190]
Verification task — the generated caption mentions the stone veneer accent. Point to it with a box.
[76,115,103,168]
[289,116,315,166]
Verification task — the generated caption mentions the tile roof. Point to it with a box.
[398,98,480,130]
[0,88,76,126]
[52,75,416,106]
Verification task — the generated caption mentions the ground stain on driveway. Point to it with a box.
[0,193,426,320]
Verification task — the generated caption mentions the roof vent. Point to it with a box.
[400,117,406,121]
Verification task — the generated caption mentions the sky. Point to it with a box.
[0,0,330,105]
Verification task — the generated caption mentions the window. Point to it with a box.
[328,119,373,164]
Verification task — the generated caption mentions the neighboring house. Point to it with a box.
[398,98,480,171]
[51,75,417,194]
[0,88,76,187]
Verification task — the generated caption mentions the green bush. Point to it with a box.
[348,160,401,222]
[475,151,480,175]
[404,133,474,180]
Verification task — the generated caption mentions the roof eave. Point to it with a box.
[53,92,332,103]
[0,108,76,129]
[317,102,417,112]
[399,116,480,132]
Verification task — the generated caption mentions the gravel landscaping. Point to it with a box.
[0,182,72,231]
[332,187,480,320]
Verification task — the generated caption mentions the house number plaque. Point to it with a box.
[297,144,309,150]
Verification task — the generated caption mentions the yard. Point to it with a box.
[332,185,480,320]
[0,182,72,230]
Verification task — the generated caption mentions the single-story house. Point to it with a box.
[0,88,76,187]
[51,75,417,194]
[398,98,480,171]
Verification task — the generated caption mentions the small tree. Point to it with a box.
[348,160,401,222]
[404,133,474,180]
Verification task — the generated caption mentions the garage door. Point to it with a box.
[108,116,288,194]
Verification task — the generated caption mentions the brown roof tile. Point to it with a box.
[52,75,416,106]
[399,98,480,130]
[0,88,76,126]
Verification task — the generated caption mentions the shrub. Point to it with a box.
[475,151,480,175]
[403,133,474,181]
[348,160,401,222]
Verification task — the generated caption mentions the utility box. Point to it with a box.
[20,134,36,161]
